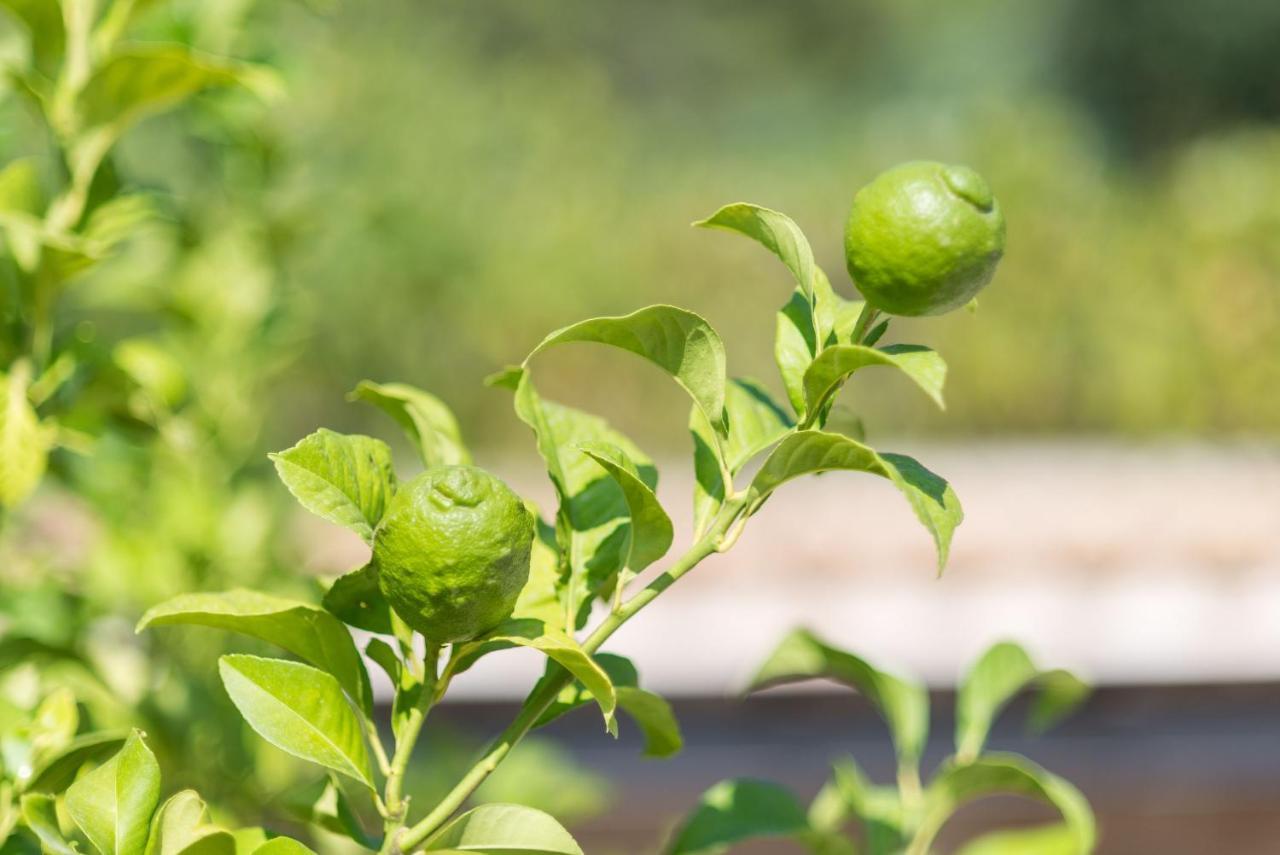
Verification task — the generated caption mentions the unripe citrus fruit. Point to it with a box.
[374,465,534,643]
[844,161,1006,317]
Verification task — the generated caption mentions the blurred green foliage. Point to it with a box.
[252,0,1279,449]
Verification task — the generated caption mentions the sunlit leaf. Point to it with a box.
[749,629,929,770]
[667,778,809,855]
[19,794,75,855]
[955,823,1082,855]
[803,344,947,416]
[349,380,470,467]
[24,731,129,793]
[695,202,818,298]
[138,589,372,715]
[578,441,673,578]
[524,304,727,433]
[218,655,372,788]
[920,755,1096,855]
[269,429,396,544]
[143,791,235,855]
[251,839,316,855]
[748,431,963,570]
[423,803,583,854]
[0,362,56,509]
[65,731,161,855]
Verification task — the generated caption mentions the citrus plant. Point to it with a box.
[668,635,1095,855]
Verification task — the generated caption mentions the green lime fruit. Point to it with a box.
[844,161,1006,317]
[374,465,534,643]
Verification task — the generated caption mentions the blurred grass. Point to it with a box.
[121,0,1280,451]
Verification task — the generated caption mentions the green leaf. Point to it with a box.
[250,840,315,855]
[19,794,75,855]
[230,830,266,855]
[689,378,793,536]
[472,619,617,733]
[77,46,281,143]
[24,731,129,793]
[956,824,1082,855]
[285,775,374,849]
[423,803,583,854]
[695,202,818,299]
[144,792,235,855]
[667,779,809,855]
[920,755,1096,855]
[26,688,78,772]
[577,442,673,578]
[510,520,563,626]
[218,655,372,788]
[615,687,682,758]
[496,369,655,626]
[65,731,160,855]
[349,380,470,468]
[1029,670,1091,735]
[0,0,64,75]
[748,431,963,571]
[0,362,56,509]
[137,589,372,716]
[808,757,905,853]
[269,429,396,544]
[802,344,947,417]
[955,642,1090,762]
[748,629,929,770]
[321,564,392,635]
[524,305,727,432]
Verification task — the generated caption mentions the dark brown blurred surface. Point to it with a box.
[427,683,1280,854]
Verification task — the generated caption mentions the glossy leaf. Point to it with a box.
[0,362,55,509]
[667,778,809,855]
[749,629,929,769]
[920,755,1096,855]
[578,442,673,577]
[955,824,1082,855]
[138,589,372,715]
[524,305,727,432]
[144,791,235,855]
[24,731,129,793]
[956,642,1090,762]
[749,431,963,570]
[322,564,392,635]
[476,619,617,733]
[424,803,583,854]
[802,344,947,416]
[19,794,75,855]
[269,429,395,544]
[349,380,470,467]
[218,655,372,788]
[690,378,793,535]
[65,731,161,855]
[695,202,818,298]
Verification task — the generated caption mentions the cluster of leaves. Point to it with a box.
[116,196,972,854]
[669,635,1095,855]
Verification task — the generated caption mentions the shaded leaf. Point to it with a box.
[802,344,947,417]
[218,655,372,788]
[423,803,583,854]
[24,731,129,793]
[616,687,682,758]
[322,564,392,635]
[138,589,371,715]
[524,305,726,432]
[19,794,75,855]
[285,776,374,849]
[269,429,395,544]
[65,731,160,855]
[748,431,963,570]
[808,757,905,853]
[749,629,929,770]
[349,380,470,467]
[667,779,808,855]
